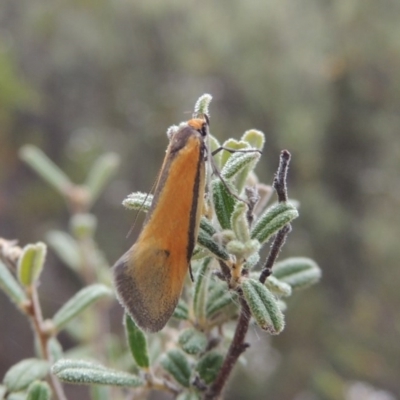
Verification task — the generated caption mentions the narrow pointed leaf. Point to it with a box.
[244,252,260,270]
[206,283,237,318]
[264,276,292,297]
[197,230,230,261]
[209,134,222,169]
[220,139,249,167]
[17,242,47,286]
[122,192,152,211]
[241,129,265,151]
[46,231,80,272]
[52,359,108,375]
[251,202,298,244]
[231,202,250,243]
[7,393,26,400]
[196,351,223,384]
[52,284,112,331]
[193,93,212,116]
[177,391,200,400]
[48,338,64,362]
[242,278,284,334]
[191,246,209,261]
[172,299,189,320]
[54,366,142,387]
[0,260,27,306]
[19,145,72,195]
[212,179,236,230]
[221,151,260,180]
[125,314,149,368]
[193,258,212,323]
[199,217,216,236]
[26,381,51,400]
[178,329,207,355]
[236,131,264,193]
[160,349,191,388]
[70,214,97,240]
[3,359,49,392]
[272,257,322,290]
[85,152,120,206]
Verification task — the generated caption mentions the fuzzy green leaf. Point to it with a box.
[226,239,260,260]
[51,359,107,375]
[196,351,223,384]
[3,359,49,392]
[0,384,7,398]
[212,179,236,230]
[235,131,264,193]
[221,150,260,181]
[19,145,72,195]
[197,230,230,261]
[122,192,152,211]
[26,381,51,400]
[70,214,97,239]
[244,252,260,270]
[241,278,285,334]
[46,231,80,272]
[192,245,209,261]
[125,314,149,368]
[52,284,112,331]
[52,360,142,387]
[206,283,237,319]
[193,93,212,116]
[199,217,216,237]
[17,242,47,286]
[249,273,292,297]
[272,257,322,290]
[241,129,265,151]
[85,152,120,206]
[160,349,191,388]
[251,202,298,244]
[264,276,292,297]
[219,139,250,167]
[7,393,26,400]
[193,258,212,323]
[178,329,207,355]
[209,134,222,169]
[172,299,189,320]
[0,260,27,306]
[48,338,64,362]
[177,391,200,400]
[231,202,250,242]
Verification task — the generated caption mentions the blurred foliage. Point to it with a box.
[1,0,399,399]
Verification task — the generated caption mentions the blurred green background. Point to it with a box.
[1,0,399,399]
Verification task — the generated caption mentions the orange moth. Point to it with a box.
[113,117,209,332]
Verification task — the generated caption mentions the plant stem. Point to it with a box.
[259,224,292,284]
[259,149,292,283]
[27,285,68,400]
[273,150,291,203]
[204,296,250,400]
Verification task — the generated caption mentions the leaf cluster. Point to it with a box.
[0,95,321,400]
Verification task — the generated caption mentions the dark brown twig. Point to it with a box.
[273,150,291,203]
[259,224,292,284]
[259,150,292,283]
[204,296,250,400]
